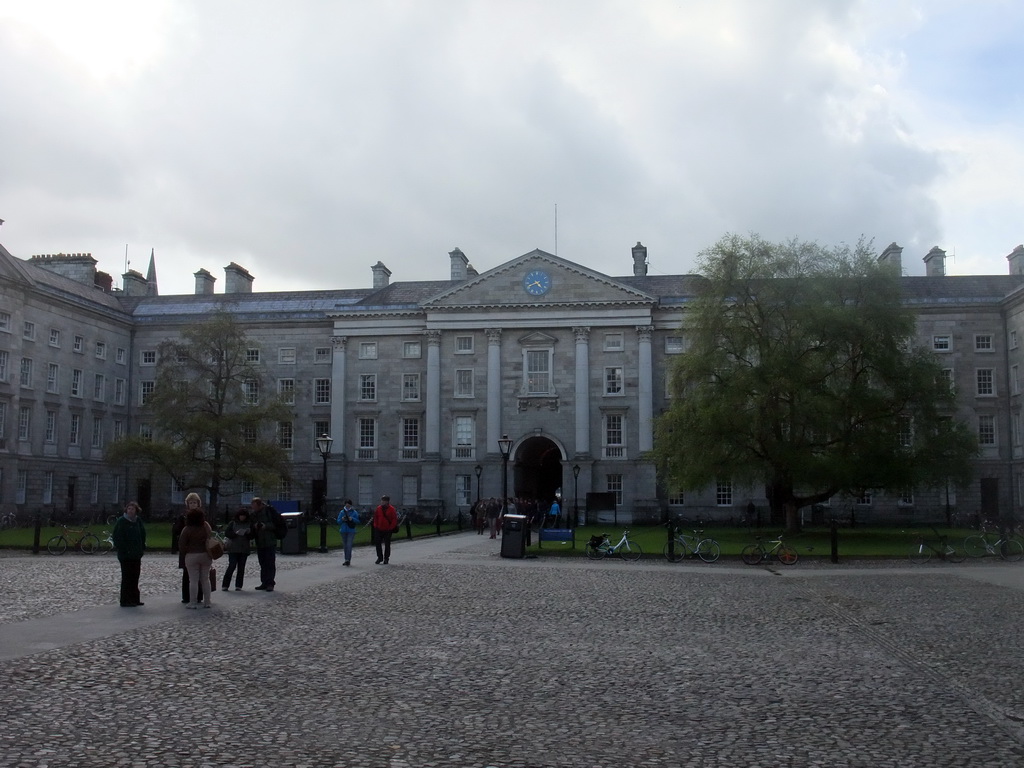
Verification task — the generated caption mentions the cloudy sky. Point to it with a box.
[1,0,1022,295]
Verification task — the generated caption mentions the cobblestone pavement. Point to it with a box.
[0,539,1023,767]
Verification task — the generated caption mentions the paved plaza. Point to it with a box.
[0,534,1023,767]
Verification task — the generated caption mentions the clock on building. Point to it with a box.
[523,269,552,296]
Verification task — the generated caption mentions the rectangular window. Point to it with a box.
[401,417,420,459]
[91,416,103,448]
[933,335,951,352]
[665,336,685,354]
[73,335,84,353]
[278,347,296,365]
[0,311,9,332]
[49,329,60,347]
[19,358,32,388]
[358,342,377,360]
[278,379,295,404]
[606,474,623,506]
[402,475,418,506]
[278,421,293,450]
[141,350,157,366]
[116,347,127,365]
[139,423,153,441]
[111,474,122,504]
[453,415,474,459]
[93,373,105,401]
[977,368,995,396]
[1012,330,1019,350]
[357,417,377,460]
[243,425,258,444]
[979,414,996,446]
[1014,413,1021,447]
[239,480,257,505]
[23,321,35,340]
[113,420,124,440]
[246,348,261,363]
[313,420,330,446]
[454,369,474,398]
[140,380,155,405]
[603,414,625,458]
[277,478,293,500]
[604,366,623,395]
[69,414,81,445]
[1014,365,1020,396]
[526,350,551,394]
[95,341,106,359]
[16,469,27,504]
[716,480,733,506]
[314,378,331,404]
[668,489,685,505]
[0,350,7,381]
[46,363,59,393]
[43,471,54,505]
[314,347,331,363]
[402,373,421,401]
[604,332,624,351]
[0,402,5,439]
[403,341,421,358]
[45,410,56,443]
[456,474,472,507]
[358,474,374,507]
[975,334,994,352]
[455,335,474,354]
[114,378,126,405]
[243,379,260,405]
[359,374,376,401]
[90,474,99,504]
[71,369,82,397]
[897,415,913,448]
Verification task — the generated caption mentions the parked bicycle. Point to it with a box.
[664,524,720,563]
[741,533,798,565]
[908,528,965,564]
[963,525,1024,562]
[47,524,101,555]
[0,511,18,530]
[97,529,115,554]
[585,530,643,561]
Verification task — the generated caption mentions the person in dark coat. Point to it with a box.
[111,501,147,607]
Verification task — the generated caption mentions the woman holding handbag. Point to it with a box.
[178,492,214,609]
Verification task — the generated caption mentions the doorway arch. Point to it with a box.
[511,435,565,504]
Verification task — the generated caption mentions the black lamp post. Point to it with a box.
[315,433,333,553]
[572,464,581,528]
[498,435,513,518]
[474,464,482,504]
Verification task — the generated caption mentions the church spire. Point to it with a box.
[146,248,159,296]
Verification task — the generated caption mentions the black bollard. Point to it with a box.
[319,517,328,553]
[830,517,839,564]
[32,510,41,555]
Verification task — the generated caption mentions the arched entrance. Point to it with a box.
[512,435,564,504]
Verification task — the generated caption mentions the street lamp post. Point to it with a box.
[315,433,333,553]
[498,435,513,519]
[572,464,581,528]
[474,464,483,533]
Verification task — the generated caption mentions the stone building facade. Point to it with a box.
[3,239,1024,526]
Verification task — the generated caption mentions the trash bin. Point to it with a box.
[500,514,527,559]
[280,511,307,554]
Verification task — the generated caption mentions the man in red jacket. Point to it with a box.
[372,495,399,564]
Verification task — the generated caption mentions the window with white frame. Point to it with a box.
[239,480,257,504]
[1012,330,1019,350]
[19,358,32,388]
[141,350,157,366]
[114,378,126,405]
[401,417,420,459]
[43,471,53,505]
[0,350,7,381]
[358,342,377,360]
[0,312,9,332]
[606,474,623,506]
[899,489,914,506]
[91,416,103,448]
[139,423,153,441]
[0,402,8,439]
[402,475,418,506]
[18,407,30,441]
[975,334,994,352]
[49,329,60,347]
[403,341,421,358]
[140,380,155,405]
[603,413,625,458]
[278,378,295,405]
[976,368,995,396]
[603,332,624,351]
[455,474,472,507]
[116,347,126,365]
[113,420,124,440]
[525,349,551,395]
[313,421,329,446]
[604,366,623,395]
[314,378,331,404]
[979,414,996,446]
[454,369,474,398]
[243,379,260,405]
[46,363,59,393]
[278,347,296,365]
[665,336,685,354]
[1014,365,1021,396]
[402,373,421,401]
[357,475,374,507]
[69,413,81,445]
[668,489,685,505]
[95,341,106,359]
[93,374,105,401]
[111,474,122,504]
[1014,413,1021,447]
[243,425,258,444]
[23,321,35,340]
[933,335,951,352]
[71,369,82,397]
[277,477,293,500]
[455,335,473,354]
[357,417,377,460]
[278,421,293,450]
[716,480,733,506]
[246,348,261,363]
[453,415,474,459]
[314,347,331,364]
[359,374,376,401]
[16,469,27,504]
[73,335,84,353]
[44,410,56,443]
[897,415,913,448]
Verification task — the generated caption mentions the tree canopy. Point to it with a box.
[106,312,293,513]
[653,234,977,531]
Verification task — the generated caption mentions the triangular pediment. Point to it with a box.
[423,249,655,310]
[518,330,558,346]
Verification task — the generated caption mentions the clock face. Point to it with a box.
[523,269,552,296]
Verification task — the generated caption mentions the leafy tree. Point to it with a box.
[106,312,293,514]
[654,234,977,532]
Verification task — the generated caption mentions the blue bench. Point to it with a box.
[538,528,575,549]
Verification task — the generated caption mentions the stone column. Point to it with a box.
[574,327,591,456]
[637,326,654,453]
[425,330,442,455]
[486,328,502,453]
[330,336,347,458]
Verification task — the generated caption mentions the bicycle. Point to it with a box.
[47,524,101,555]
[97,529,115,554]
[0,511,18,530]
[663,524,720,563]
[963,525,1024,562]
[741,533,798,565]
[585,530,643,561]
[908,529,966,564]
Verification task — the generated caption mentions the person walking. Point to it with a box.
[111,501,147,607]
[486,498,501,539]
[251,497,284,591]
[372,495,398,565]
[336,499,360,566]
[222,506,254,590]
[178,493,213,609]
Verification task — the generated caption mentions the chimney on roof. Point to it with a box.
[194,268,216,295]
[923,246,946,277]
[878,242,903,274]
[371,260,391,289]
[632,242,648,277]
[449,248,469,281]
[1008,245,1024,276]
[467,263,478,278]
[122,269,149,296]
[224,262,254,294]
[29,253,98,286]
[94,271,113,293]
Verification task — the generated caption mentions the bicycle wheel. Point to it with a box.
[79,533,100,554]
[963,535,988,558]
[944,545,966,564]
[47,535,68,555]
[618,540,642,561]
[663,541,687,563]
[908,539,931,564]
[695,539,721,563]
[999,539,1024,562]
[777,545,799,565]
[99,537,114,554]
[585,542,606,560]
[741,544,763,565]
